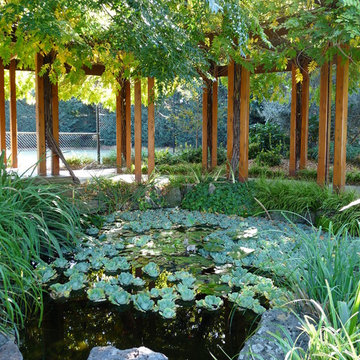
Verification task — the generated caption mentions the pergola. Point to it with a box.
[0,49,349,190]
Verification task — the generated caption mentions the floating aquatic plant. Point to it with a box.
[177,284,195,301]
[142,262,160,277]
[118,272,134,286]
[132,293,155,312]
[108,289,131,306]
[87,288,106,302]
[196,295,223,311]
[133,277,146,287]
[50,282,71,298]
[36,264,57,283]
[52,257,69,268]
[156,298,177,319]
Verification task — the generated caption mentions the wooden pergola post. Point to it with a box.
[211,72,218,169]
[289,63,298,176]
[0,60,6,163]
[134,78,142,183]
[51,83,60,175]
[333,54,349,192]
[116,80,124,174]
[125,80,131,170]
[239,66,250,182]
[227,60,234,175]
[317,62,332,186]
[299,64,310,170]
[202,87,208,170]
[9,59,17,168]
[35,53,47,176]
[148,77,155,176]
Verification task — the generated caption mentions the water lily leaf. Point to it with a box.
[159,287,178,301]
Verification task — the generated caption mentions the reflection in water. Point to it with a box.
[21,298,258,360]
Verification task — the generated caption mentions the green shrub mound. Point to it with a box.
[182,181,256,216]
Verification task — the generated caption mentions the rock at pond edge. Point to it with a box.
[0,334,23,360]
[238,309,307,360]
[88,346,168,360]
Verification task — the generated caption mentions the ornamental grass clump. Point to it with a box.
[0,152,82,335]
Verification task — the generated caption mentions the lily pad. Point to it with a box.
[196,295,223,311]
[87,288,106,302]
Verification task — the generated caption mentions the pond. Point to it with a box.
[21,209,307,359]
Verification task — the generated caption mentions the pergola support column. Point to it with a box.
[116,79,125,173]
[51,83,59,175]
[9,59,17,168]
[35,53,47,176]
[333,54,349,192]
[148,77,155,176]
[202,87,208,170]
[125,80,131,170]
[211,72,218,169]
[134,78,142,183]
[226,60,234,175]
[239,66,250,182]
[299,63,310,170]
[0,60,6,162]
[317,62,332,186]
[289,64,297,176]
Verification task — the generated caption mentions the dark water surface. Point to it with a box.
[20,298,259,360]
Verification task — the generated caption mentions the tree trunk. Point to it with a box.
[43,54,79,184]
[231,63,241,175]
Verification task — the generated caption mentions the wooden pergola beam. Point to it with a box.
[0,60,6,162]
[9,59,18,168]
[134,78,142,183]
[333,54,349,192]
[148,77,155,176]
[51,83,60,175]
[35,53,47,176]
[239,66,250,182]
[317,62,332,186]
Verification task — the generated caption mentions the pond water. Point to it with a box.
[20,297,258,360]
[20,209,303,360]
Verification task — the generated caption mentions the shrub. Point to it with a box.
[65,155,94,168]
[102,151,117,165]
[249,142,261,159]
[249,122,289,155]
[182,181,256,216]
[255,144,282,167]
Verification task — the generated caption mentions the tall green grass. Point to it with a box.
[0,152,82,336]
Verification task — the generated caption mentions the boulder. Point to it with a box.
[88,346,168,360]
[163,187,182,207]
[238,309,307,360]
[0,334,23,360]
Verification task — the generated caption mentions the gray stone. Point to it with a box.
[208,183,216,195]
[238,309,307,360]
[88,346,168,360]
[0,339,23,360]
[163,187,182,207]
